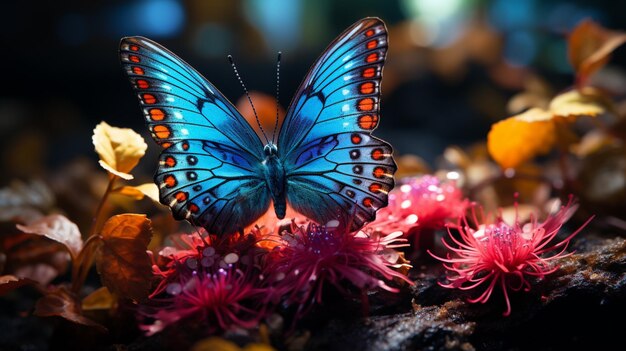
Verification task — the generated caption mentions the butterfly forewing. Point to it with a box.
[278,18,395,230]
[120,37,270,235]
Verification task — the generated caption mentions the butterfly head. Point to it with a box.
[263,142,278,157]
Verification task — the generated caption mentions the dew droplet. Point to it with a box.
[201,256,214,267]
[326,219,340,228]
[186,258,198,269]
[223,253,239,264]
[406,214,418,224]
[166,282,182,295]
[203,247,216,257]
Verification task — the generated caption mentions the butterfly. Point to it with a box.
[119,17,396,235]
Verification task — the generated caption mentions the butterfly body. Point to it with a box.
[261,142,287,219]
[121,18,396,235]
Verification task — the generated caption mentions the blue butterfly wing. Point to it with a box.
[278,18,396,230]
[120,37,270,235]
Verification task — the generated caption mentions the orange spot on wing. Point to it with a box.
[149,108,165,121]
[142,93,156,104]
[363,197,373,207]
[366,40,377,49]
[365,29,375,37]
[360,82,374,94]
[164,156,176,167]
[164,175,177,188]
[366,53,378,63]
[369,183,382,193]
[358,98,375,111]
[373,167,386,179]
[174,191,188,202]
[351,134,362,144]
[181,141,190,151]
[136,79,149,89]
[161,142,172,149]
[371,148,385,160]
[358,115,379,129]
[130,45,139,51]
[129,55,140,63]
[153,125,171,139]
[362,68,375,78]
[188,203,199,213]
[132,66,144,75]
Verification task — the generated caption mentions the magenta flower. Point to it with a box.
[142,230,269,334]
[429,197,593,316]
[141,267,267,335]
[367,175,468,238]
[150,230,264,298]
[264,222,413,318]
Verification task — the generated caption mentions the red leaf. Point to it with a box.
[0,275,36,296]
[16,214,83,259]
[34,286,107,332]
[95,214,153,301]
[2,233,69,285]
[568,19,626,87]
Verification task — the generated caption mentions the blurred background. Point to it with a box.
[1,0,625,181]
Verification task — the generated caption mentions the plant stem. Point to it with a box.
[557,151,573,194]
[71,175,117,294]
[89,175,117,238]
[71,234,102,293]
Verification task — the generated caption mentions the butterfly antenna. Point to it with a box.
[271,51,282,144]
[228,55,269,144]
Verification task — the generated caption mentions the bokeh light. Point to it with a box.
[106,0,185,38]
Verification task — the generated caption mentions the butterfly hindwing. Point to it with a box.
[155,140,270,234]
[279,18,395,229]
[120,37,270,234]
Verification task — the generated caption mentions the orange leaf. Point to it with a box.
[96,214,152,301]
[487,108,556,169]
[16,214,83,259]
[34,286,106,332]
[0,275,36,296]
[191,337,277,351]
[568,19,626,87]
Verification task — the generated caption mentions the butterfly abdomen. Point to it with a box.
[262,154,287,219]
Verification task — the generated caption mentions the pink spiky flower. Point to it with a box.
[264,221,413,318]
[429,197,593,316]
[367,175,468,238]
[142,230,269,334]
[150,229,265,298]
[141,267,267,335]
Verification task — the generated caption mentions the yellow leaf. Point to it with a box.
[395,154,431,178]
[191,337,276,351]
[568,19,626,86]
[549,88,607,118]
[82,287,116,311]
[92,122,147,180]
[113,183,160,203]
[487,108,556,169]
[571,129,615,157]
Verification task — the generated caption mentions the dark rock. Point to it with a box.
[301,236,626,351]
